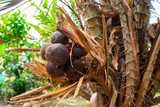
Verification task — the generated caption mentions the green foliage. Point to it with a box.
[0,10,42,99]
[2,51,29,77]
[0,10,30,46]
[10,70,43,96]
[69,0,80,26]
[42,0,49,9]
[11,76,30,95]
[0,0,24,11]
[0,10,41,74]
[0,70,40,98]
[0,82,15,98]
[11,77,27,95]
[31,0,57,42]
[0,44,5,57]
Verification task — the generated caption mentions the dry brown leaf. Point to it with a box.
[104,69,108,85]
[56,7,99,50]
[148,25,156,39]
[102,14,110,75]
[10,82,78,103]
[56,26,82,46]
[102,14,108,52]
[109,85,118,107]
[56,6,77,28]
[22,89,68,107]
[23,63,47,81]
[73,76,84,98]
[59,13,81,45]
[51,76,68,83]
[90,51,105,67]
[10,85,52,101]
[109,28,117,55]
[56,86,75,107]
[60,14,70,29]
[112,44,120,70]
[35,61,50,79]
[74,29,106,67]
[31,52,50,80]
[34,56,47,66]
[107,76,112,93]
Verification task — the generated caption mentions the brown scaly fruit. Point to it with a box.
[46,62,65,77]
[72,45,87,58]
[66,59,84,81]
[46,43,69,66]
[51,32,68,44]
[40,43,51,60]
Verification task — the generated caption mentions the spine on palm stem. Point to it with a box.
[74,0,102,45]
[133,0,150,73]
[118,0,140,106]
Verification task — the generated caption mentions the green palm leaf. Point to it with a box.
[0,0,24,11]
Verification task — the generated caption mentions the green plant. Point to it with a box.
[0,82,15,98]
[11,76,31,95]
[0,10,41,74]
[0,70,41,98]
[0,10,42,99]
[0,10,30,46]
[30,0,57,42]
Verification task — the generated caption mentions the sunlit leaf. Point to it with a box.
[0,44,5,56]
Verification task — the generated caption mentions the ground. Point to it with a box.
[0,96,89,107]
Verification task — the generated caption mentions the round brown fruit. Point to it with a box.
[46,43,69,66]
[41,43,51,60]
[72,59,84,72]
[72,46,87,58]
[66,59,84,81]
[51,32,68,44]
[66,65,81,81]
[46,62,65,77]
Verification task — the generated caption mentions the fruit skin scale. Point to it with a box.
[46,43,69,67]
[72,46,87,58]
[66,59,84,81]
[46,62,65,77]
[51,32,68,44]
[40,43,51,60]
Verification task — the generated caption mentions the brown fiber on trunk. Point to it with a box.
[74,0,102,45]
[118,1,140,106]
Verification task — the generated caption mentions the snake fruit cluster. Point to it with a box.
[40,31,88,81]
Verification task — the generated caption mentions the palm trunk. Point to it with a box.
[74,0,103,45]
[118,1,140,106]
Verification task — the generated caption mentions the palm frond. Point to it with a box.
[0,0,24,11]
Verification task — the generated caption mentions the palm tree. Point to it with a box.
[1,0,160,107]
